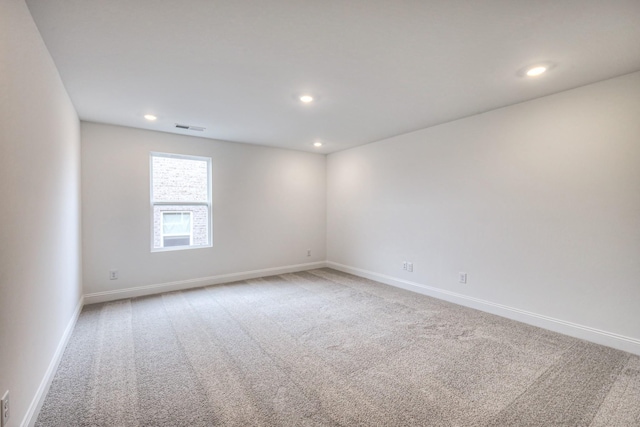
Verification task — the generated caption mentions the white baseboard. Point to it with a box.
[327,261,640,356]
[84,261,328,305]
[22,296,84,427]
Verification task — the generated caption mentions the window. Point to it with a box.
[150,152,212,251]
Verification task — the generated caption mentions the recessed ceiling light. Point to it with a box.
[144,114,157,121]
[526,66,547,77]
[519,62,556,78]
[313,141,322,147]
[299,95,314,103]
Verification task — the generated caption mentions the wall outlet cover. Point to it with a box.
[1,390,9,427]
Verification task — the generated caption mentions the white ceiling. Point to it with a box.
[26,0,640,153]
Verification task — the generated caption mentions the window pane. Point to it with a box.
[153,205,209,249]
[163,235,191,247]
[162,212,191,235]
[152,156,208,202]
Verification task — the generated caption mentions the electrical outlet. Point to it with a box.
[459,272,467,284]
[307,249,311,257]
[402,261,407,270]
[407,262,413,272]
[109,270,118,280]
[1,390,9,427]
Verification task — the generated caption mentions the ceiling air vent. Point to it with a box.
[175,124,205,132]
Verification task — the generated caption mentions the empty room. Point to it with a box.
[2,0,640,426]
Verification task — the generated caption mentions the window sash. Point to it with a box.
[150,154,210,203]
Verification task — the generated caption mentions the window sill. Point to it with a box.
[151,244,213,253]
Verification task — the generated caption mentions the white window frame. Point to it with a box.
[150,152,213,252]
[160,211,193,248]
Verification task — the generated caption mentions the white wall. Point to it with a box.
[81,123,326,300]
[327,72,640,352]
[0,1,82,426]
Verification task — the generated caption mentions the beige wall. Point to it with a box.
[81,123,326,298]
[0,1,82,426]
[327,72,640,353]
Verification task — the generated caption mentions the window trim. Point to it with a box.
[150,152,213,252]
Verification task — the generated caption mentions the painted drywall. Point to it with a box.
[0,1,82,426]
[327,72,640,346]
[81,123,326,297]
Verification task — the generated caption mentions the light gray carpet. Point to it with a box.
[36,268,640,426]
